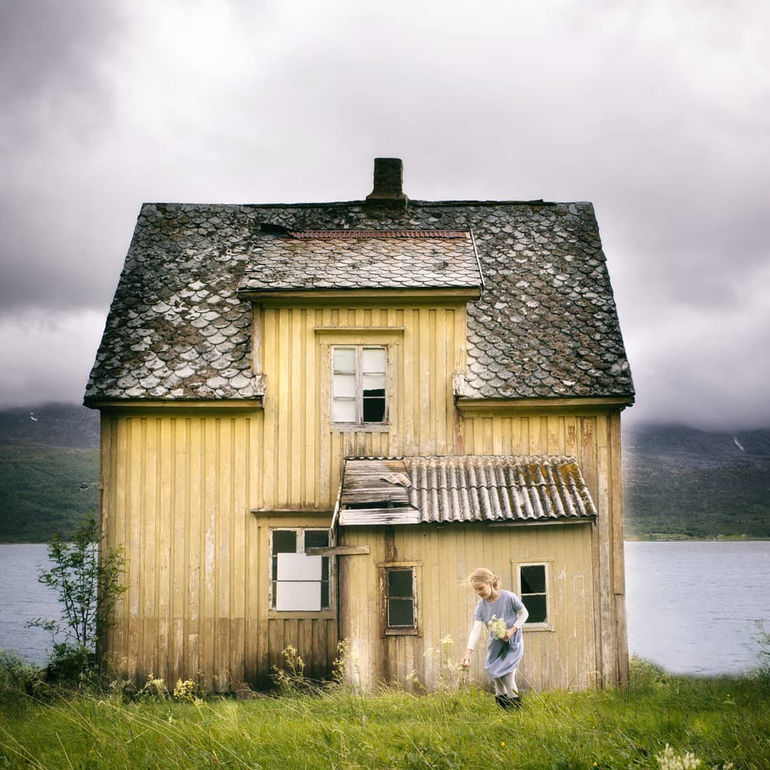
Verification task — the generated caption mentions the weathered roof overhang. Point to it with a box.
[84,397,264,411]
[453,394,635,414]
[238,287,481,304]
[338,455,597,526]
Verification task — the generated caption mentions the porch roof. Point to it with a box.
[338,455,597,526]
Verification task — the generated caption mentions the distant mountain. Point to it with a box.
[0,403,99,449]
[0,405,768,541]
[0,404,99,542]
[623,423,770,539]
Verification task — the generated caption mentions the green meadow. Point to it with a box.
[1,660,768,769]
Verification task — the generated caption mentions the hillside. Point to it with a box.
[0,404,99,542]
[0,405,768,541]
[623,423,770,539]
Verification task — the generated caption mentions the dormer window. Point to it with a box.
[331,345,387,426]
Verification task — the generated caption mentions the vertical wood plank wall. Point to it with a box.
[339,522,596,692]
[100,301,627,690]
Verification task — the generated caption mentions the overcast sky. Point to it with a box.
[1,0,768,430]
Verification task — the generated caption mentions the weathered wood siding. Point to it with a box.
[100,412,338,690]
[339,522,596,692]
[460,410,628,687]
[100,300,627,690]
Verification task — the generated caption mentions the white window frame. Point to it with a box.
[331,345,388,427]
[516,561,551,631]
[269,528,333,612]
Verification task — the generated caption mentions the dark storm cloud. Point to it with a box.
[0,0,768,427]
[0,0,120,143]
[0,0,125,314]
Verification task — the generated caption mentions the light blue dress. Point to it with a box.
[473,589,525,678]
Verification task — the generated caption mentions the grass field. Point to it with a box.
[1,661,768,769]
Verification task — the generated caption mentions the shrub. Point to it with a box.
[27,514,126,685]
[0,650,42,700]
[44,642,99,688]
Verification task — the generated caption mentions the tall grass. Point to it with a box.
[1,660,768,768]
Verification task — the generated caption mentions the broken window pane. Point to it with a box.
[331,345,388,426]
[362,395,386,422]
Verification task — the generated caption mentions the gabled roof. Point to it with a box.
[85,194,634,403]
[338,455,597,526]
[239,230,482,293]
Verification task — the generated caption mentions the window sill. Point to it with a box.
[384,627,420,637]
[268,610,336,620]
[523,622,553,632]
[331,422,390,433]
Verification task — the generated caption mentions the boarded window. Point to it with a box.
[385,567,415,628]
[519,564,548,624]
[271,528,330,611]
[331,345,387,425]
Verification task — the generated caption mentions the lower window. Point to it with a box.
[385,567,416,630]
[271,528,330,611]
[518,563,548,624]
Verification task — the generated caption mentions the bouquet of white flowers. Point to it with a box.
[487,615,510,660]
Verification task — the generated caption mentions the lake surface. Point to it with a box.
[1,541,769,674]
[625,540,770,675]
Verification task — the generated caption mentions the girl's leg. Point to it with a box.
[494,668,518,697]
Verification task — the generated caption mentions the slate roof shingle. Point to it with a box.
[85,197,634,403]
[238,230,482,292]
[338,455,597,526]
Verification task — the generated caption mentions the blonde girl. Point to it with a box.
[461,567,528,709]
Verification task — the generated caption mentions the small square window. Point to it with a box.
[519,564,548,624]
[331,345,388,426]
[271,528,330,611]
[385,568,415,629]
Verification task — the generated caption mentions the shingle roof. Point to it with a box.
[338,455,597,526]
[238,230,482,293]
[85,197,634,403]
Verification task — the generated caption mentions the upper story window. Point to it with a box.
[331,345,387,425]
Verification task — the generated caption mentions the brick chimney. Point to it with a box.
[365,158,408,208]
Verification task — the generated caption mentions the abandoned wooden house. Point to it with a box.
[85,158,634,692]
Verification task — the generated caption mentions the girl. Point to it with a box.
[460,567,529,709]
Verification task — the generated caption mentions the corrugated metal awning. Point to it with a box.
[338,455,597,526]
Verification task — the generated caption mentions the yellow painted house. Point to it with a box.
[85,158,634,692]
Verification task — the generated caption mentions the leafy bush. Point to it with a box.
[27,515,126,686]
[629,655,669,690]
[0,650,42,700]
[44,643,98,688]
